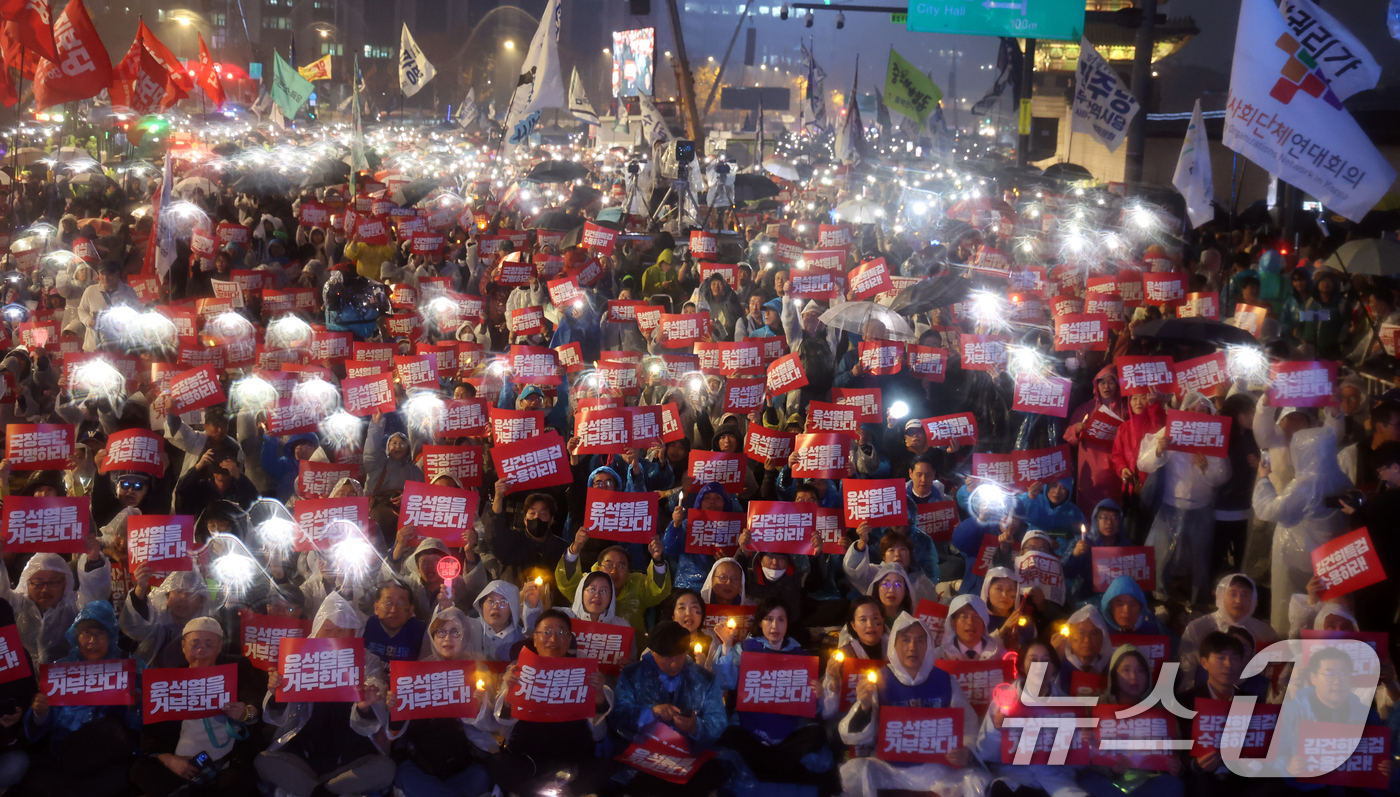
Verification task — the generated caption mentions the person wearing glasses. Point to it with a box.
[388,607,497,797]
[556,534,670,644]
[364,582,428,664]
[467,581,524,662]
[0,542,110,664]
[864,562,914,626]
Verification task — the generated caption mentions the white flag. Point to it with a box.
[399,25,437,98]
[1224,0,1394,221]
[1172,99,1215,228]
[1070,38,1139,152]
[503,0,566,147]
[457,88,479,129]
[152,151,177,281]
[568,68,599,126]
[1278,0,1380,101]
[270,102,287,130]
[638,94,671,147]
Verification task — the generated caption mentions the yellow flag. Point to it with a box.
[298,55,333,82]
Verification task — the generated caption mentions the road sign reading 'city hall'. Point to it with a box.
[907,0,1085,40]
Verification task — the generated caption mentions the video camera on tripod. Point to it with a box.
[657,139,696,180]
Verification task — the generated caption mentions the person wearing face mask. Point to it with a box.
[936,595,1005,661]
[611,621,729,797]
[819,596,887,720]
[1077,645,1184,797]
[839,613,985,797]
[387,607,498,797]
[484,485,566,590]
[1178,574,1279,689]
[735,529,821,628]
[256,592,394,797]
[120,570,214,668]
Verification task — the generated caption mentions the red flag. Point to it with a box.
[0,59,15,107]
[0,0,55,63]
[31,0,110,110]
[0,23,37,79]
[195,33,224,106]
[137,19,192,93]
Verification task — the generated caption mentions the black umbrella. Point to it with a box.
[561,217,622,249]
[230,169,293,195]
[733,173,781,199]
[1041,162,1094,181]
[889,272,972,316]
[1132,316,1258,347]
[528,211,586,231]
[211,142,239,157]
[391,177,440,208]
[526,159,590,184]
[301,158,351,190]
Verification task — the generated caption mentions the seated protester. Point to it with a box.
[1178,574,1278,689]
[905,455,949,516]
[0,600,33,794]
[164,406,243,478]
[936,595,1006,661]
[866,562,915,626]
[974,639,1090,797]
[1061,499,1128,606]
[611,621,729,797]
[538,570,635,658]
[120,570,214,668]
[664,589,710,660]
[838,613,986,797]
[713,597,838,795]
[1174,633,1269,797]
[953,496,1025,598]
[700,557,751,607]
[467,580,525,662]
[389,608,497,797]
[1054,604,1113,695]
[662,481,742,591]
[172,443,259,516]
[820,596,888,720]
[0,548,111,663]
[259,432,320,502]
[23,601,143,797]
[390,536,487,621]
[364,581,429,664]
[256,592,395,797]
[1267,647,1396,783]
[844,526,939,605]
[1078,645,1185,797]
[556,535,671,643]
[128,618,265,797]
[492,609,615,797]
[1290,598,1360,638]
[1019,477,1088,553]
[982,567,1036,651]
[735,529,821,624]
[483,486,567,589]
[1099,576,1175,650]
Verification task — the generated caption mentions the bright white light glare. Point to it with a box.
[890,401,910,419]
[1226,345,1270,384]
[330,532,377,583]
[970,483,1010,517]
[968,290,1010,330]
[267,315,313,350]
[292,378,340,414]
[96,305,141,342]
[402,391,445,436]
[72,358,127,406]
[320,410,363,451]
[206,311,255,341]
[231,376,279,415]
[1007,344,1045,376]
[212,553,258,592]
[257,518,297,552]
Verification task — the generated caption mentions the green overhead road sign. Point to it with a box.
[906,0,1084,40]
[890,12,907,22]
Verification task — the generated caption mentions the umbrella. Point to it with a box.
[211,142,240,157]
[561,217,622,249]
[818,301,917,341]
[55,146,91,163]
[0,172,12,186]
[230,170,293,194]
[595,207,626,224]
[1041,162,1093,181]
[1131,316,1258,347]
[68,173,110,186]
[12,148,45,166]
[763,158,801,181]
[527,211,585,231]
[733,173,781,199]
[888,273,972,316]
[301,158,350,190]
[1324,238,1400,276]
[174,176,218,195]
[834,198,886,224]
[391,177,439,208]
[526,159,590,184]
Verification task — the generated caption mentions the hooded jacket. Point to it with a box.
[1063,366,1128,515]
[1178,574,1279,688]
[1056,603,1114,693]
[662,481,743,590]
[24,601,143,744]
[1020,477,1086,544]
[260,432,321,501]
[364,416,424,495]
[714,630,811,745]
[555,542,670,642]
[1111,400,1166,485]
[0,552,111,663]
[1059,499,1127,602]
[843,539,939,606]
[393,537,486,622]
[1098,575,1172,639]
[467,582,524,662]
[119,569,216,667]
[936,595,1005,661]
[612,650,728,749]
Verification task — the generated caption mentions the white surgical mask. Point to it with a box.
[761,566,785,581]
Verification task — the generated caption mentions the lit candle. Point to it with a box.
[833,651,844,663]
[726,618,737,629]
[534,576,544,587]
[866,670,878,683]
[1017,617,1027,627]
[475,679,486,692]
[694,642,703,655]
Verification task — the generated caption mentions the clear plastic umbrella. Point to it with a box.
[818,301,917,341]
[763,158,800,181]
[834,198,885,224]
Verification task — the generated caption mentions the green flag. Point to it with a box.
[884,48,942,132]
[271,50,314,120]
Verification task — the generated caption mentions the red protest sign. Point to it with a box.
[1142,272,1186,306]
[1016,550,1067,604]
[573,619,635,675]
[688,230,717,257]
[1091,705,1178,771]
[606,300,647,325]
[576,409,631,455]
[1117,356,1174,395]
[296,461,358,499]
[400,481,479,544]
[1164,409,1231,457]
[493,431,572,493]
[815,507,845,554]
[848,259,894,300]
[745,501,815,553]
[508,345,561,386]
[4,423,73,471]
[908,345,949,382]
[422,445,483,487]
[389,659,484,720]
[914,501,959,544]
[876,706,963,764]
[143,664,237,723]
[788,269,838,300]
[42,659,137,706]
[745,427,795,463]
[583,489,658,543]
[935,658,1015,719]
[737,650,817,717]
[1010,445,1073,488]
[1108,634,1170,674]
[773,236,801,264]
[766,352,808,394]
[1053,314,1109,351]
[394,354,440,389]
[581,222,618,254]
[2,496,88,553]
[240,611,311,671]
[685,510,744,556]
[0,625,29,685]
[703,604,755,642]
[805,401,860,436]
[508,306,546,338]
[628,407,663,449]
[1296,723,1389,788]
[1180,292,1219,320]
[971,534,999,577]
[1269,361,1337,408]
[1012,374,1072,418]
[1312,527,1386,601]
[661,403,685,442]
[278,637,365,703]
[355,342,395,365]
[723,378,765,414]
[1173,353,1230,397]
[961,335,1010,374]
[489,408,545,444]
[438,399,490,437]
[506,647,597,722]
[659,313,710,349]
[857,341,905,376]
[832,388,882,423]
[342,372,396,417]
[546,276,582,308]
[758,336,788,364]
[128,515,194,573]
[686,451,745,493]
[1234,303,1269,338]
[616,739,717,784]
[843,479,908,528]
[1189,697,1279,758]
[716,341,762,375]
[168,366,226,415]
[699,262,736,287]
[837,656,883,713]
[265,396,323,436]
[818,223,852,248]
[999,705,1093,764]
[1092,547,1156,593]
[597,360,641,396]
[292,498,368,552]
[791,433,849,479]
[1080,409,1122,453]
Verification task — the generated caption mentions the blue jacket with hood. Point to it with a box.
[662,481,742,590]
[1020,476,1087,550]
[496,380,571,436]
[24,601,143,745]
[1099,575,1176,654]
[260,432,320,501]
[1060,499,1128,604]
